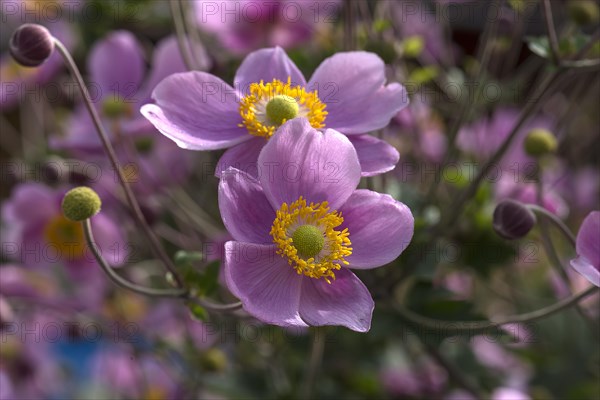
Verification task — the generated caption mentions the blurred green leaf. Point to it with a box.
[188,303,209,322]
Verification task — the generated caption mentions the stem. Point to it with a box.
[541,0,561,65]
[84,219,243,312]
[83,219,188,298]
[343,0,355,51]
[528,204,577,247]
[395,285,598,332]
[180,0,206,68]
[441,69,562,229]
[422,342,484,398]
[53,39,184,288]
[299,328,326,399]
[570,29,600,60]
[169,0,195,71]
[420,2,500,212]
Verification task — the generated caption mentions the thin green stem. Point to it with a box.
[83,219,188,298]
[541,0,561,65]
[441,69,563,230]
[84,219,243,312]
[422,342,484,398]
[53,39,184,288]
[528,204,577,247]
[170,0,195,71]
[395,285,598,332]
[299,328,326,399]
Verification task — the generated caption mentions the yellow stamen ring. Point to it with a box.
[270,197,352,283]
[239,77,328,138]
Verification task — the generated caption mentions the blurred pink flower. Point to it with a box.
[194,0,340,54]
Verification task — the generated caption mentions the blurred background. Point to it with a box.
[1,1,599,399]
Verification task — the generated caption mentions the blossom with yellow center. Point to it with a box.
[271,197,352,283]
[142,47,407,177]
[43,215,87,260]
[239,77,327,138]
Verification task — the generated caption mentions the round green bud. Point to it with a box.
[266,95,299,126]
[567,0,599,26]
[200,349,227,372]
[524,129,557,157]
[402,35,424,58]
[61,186,101,221]
[102,97,131,119]
[292,225,324,259]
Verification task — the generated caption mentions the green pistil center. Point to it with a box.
[102,96,132,119]
[266,95,299,126]
[292,225,324,259]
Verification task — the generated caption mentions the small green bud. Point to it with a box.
[200,349,227,372]
[102,97,131,119]
[266,95,299,126]
[524,128,557,157]
[402,35,424,58]
[567,0,600,26]
[61,186,101,221]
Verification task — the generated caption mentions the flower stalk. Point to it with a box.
[52,38,185,288]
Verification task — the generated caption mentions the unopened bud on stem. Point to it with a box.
[9,24,55,67]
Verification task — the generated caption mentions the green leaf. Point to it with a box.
[174,250,203,266]
[525,36,550,58]
[196,260,220,297]
[188,303,209,322]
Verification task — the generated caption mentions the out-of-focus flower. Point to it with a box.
[0,1,76,110]
[218,118,414,332]
[0,311,67,399]
[390,0,458,64]
[457,108,556,172]
[143,47,407,177]
[89,344,180,399]
[494,175,568,217]
[491,387,531,400]
[381,349,448,398]
[51,30,210,152]
[194,0,340,54]
[570,211,600,287]
[471,336,532,390]
[390,101,448,162]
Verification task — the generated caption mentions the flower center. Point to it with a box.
[43,215,87,260]
[101,96,133,119]
[271,197,352,283]
[266,95,299,125]
[292,224,324,259]
[239,77,327,138]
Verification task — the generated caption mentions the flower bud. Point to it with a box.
[493,199,537,240]
[9,24,55,67]
[200,349,227,372]
[524,128,557,157]
[61,187,102,221]
[568,0,600,26]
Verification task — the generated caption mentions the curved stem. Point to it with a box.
[83,219,188,298]
[52,39,184,288]
[84,219,243,312]
[395,285,598,332]
[528,204,577,247]
[190,297,243,312]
